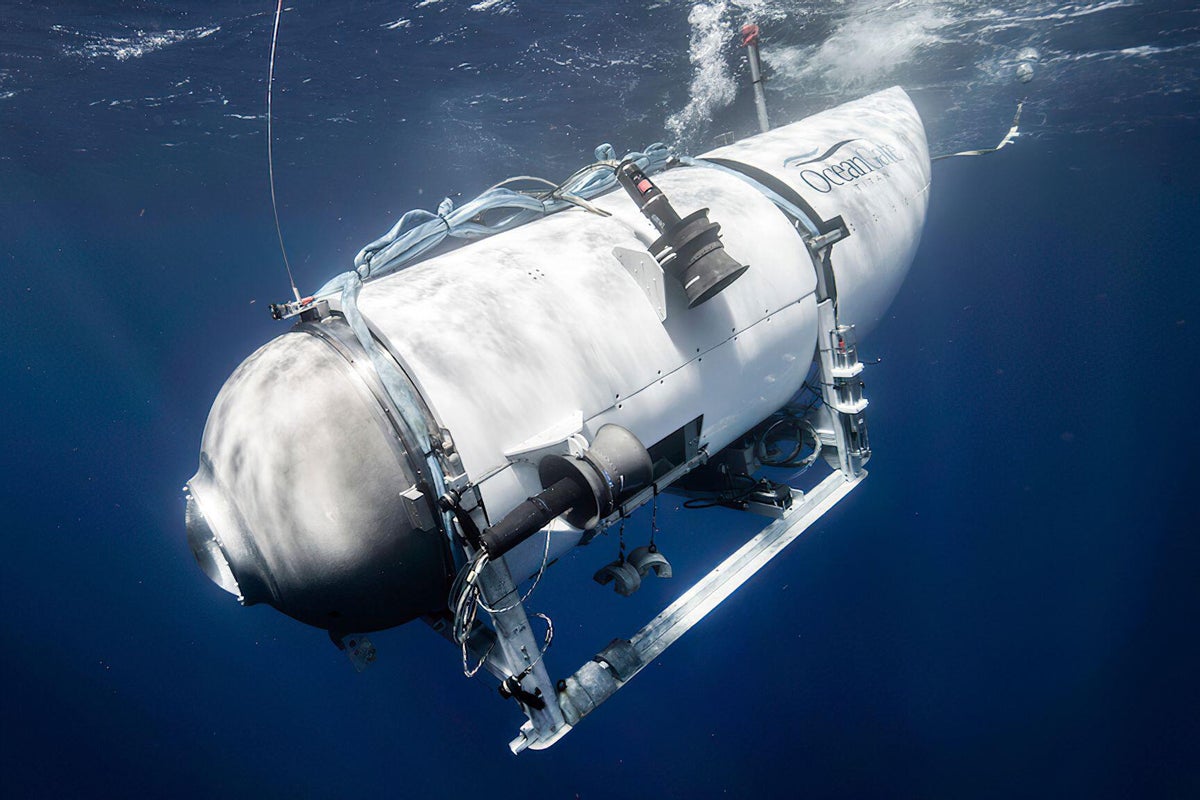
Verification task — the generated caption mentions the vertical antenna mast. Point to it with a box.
[268,0,301,303]
[741,23,770,134]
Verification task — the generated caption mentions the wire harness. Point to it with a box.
[316,142,671,296]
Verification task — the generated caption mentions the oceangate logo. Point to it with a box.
[784,139,904,194]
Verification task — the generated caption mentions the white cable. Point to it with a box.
[267,0,300,302]
[933,101,1024,161]
[478,529,552,614]
[452,529,556,677]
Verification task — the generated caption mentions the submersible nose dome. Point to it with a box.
[185,328,452,632]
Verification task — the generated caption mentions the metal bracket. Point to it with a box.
[612,246,667,322]
[335,634,377,673]
[400,485,437,531]
[503,410,585,463]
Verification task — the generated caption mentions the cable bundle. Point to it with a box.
[316,142,671,296]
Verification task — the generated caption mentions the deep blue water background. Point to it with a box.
[2,1,1198,797]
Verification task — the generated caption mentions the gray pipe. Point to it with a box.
[742,24,770,134]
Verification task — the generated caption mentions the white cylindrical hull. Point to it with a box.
[351,87,930,578]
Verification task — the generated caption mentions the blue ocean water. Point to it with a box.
[2,1,1198,796]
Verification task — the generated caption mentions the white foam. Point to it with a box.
[1055,40,1200,64]
[728,0,788,24]
[59,24,220,62]
[666,2,738,142]
[767,2,950,90]
[382,18,412,30]
[973,0,1136,33]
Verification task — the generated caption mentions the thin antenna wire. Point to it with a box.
[268,0,301,302]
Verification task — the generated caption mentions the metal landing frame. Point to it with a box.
[511,467,865,752]
[481,224,872,753]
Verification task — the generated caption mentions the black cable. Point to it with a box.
[682,473,760,509]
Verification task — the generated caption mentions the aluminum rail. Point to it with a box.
[633,470,861,663]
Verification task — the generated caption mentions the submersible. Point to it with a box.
[186,87,931,750]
